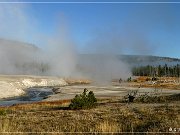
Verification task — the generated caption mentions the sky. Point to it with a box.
[0,0,180,58]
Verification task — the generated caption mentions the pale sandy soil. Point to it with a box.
[0,75,179,102]
[44,83,180,101]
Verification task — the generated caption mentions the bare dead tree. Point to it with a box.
[127,90,138,103]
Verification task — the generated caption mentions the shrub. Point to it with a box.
[127,77,132,82]
[0,110,6,116]
[152,77,158,81]
[133,79,137,82]
[69,88,97,110]
[123,90,138,103]
[146,78,151,81]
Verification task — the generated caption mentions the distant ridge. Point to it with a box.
[0,38,42,75]
[118,55,180,65]
[79,54,180,67]
[0,38,179,76]
[0,38,39,51]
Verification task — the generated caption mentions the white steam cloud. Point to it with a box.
[0,3,132,83]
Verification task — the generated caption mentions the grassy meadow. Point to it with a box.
[0,93,179,134]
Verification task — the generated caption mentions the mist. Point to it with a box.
[45,21,78,77]
[0,3,177,83]
[0,3,132,83]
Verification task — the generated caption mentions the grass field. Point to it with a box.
[128,76,180,90]
[0,94,179,134]
[0,76,179,134]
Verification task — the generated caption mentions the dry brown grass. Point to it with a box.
[129,76,180,90]
[0,98,179,134]
[64,78,91,85]
[3,100,71,112]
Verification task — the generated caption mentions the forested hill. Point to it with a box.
[119,55,180,77]
[118,55,180,66]
[80,54,180,67]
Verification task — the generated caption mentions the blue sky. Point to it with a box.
[1,1,180,58]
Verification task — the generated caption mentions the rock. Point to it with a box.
[52,87,61,94]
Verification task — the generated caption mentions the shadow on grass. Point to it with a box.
[168,93,180,101]
[51,106,70,110]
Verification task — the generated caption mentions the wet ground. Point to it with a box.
[44,83,180,101]
[0,88,54,106]
[0,83,180,106]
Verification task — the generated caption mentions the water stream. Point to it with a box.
[0,87,54,106]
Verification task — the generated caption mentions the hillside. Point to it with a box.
[0,38,179,76]
[79,54,180,67]
[0,38,38,52]
[0,39,44,75]
[118,55,180,66]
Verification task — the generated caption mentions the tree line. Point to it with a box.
[132,64,180,77]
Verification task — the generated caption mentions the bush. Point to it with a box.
[127,77,132,82]
[0,110,6,116]
[146,78,151,81]
[133,79,137,82]
[152,77,158,81]
[69,88,97,110]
